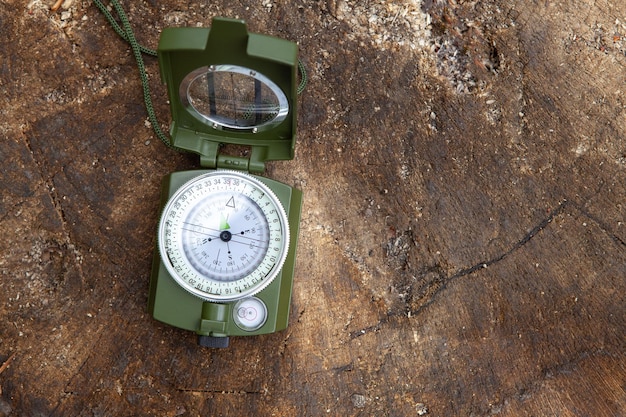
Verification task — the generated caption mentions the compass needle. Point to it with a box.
[219,212,231,230]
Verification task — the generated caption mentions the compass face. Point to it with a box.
[158,170,290,302]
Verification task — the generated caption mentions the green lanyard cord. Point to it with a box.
[92,0,307,151]
[92,0,157,57]
[297,60,307,95]
[92,0,176,150]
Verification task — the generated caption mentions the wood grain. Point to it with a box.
[0,1,624,416]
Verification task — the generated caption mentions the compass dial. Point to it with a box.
[158,170,290,302]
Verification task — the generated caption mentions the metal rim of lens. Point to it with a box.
[179,65,290,132]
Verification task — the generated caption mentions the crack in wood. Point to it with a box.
[413,199,570,316]
[352,192,625,343]
[446,200,569,280]
[576,206,626,248]
[482,347,618,416]
[176,388,264,395]
[349,323,381,340]
[352,199,570,338]
[60,329,108,397]
[21,130,70,237]
[20,127,89,298]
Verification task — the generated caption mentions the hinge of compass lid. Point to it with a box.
[167,123,267,173]
[214,144,268,173]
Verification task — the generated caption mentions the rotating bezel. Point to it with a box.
[157,170,290,302]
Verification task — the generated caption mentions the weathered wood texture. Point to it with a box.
[1,0,624,416]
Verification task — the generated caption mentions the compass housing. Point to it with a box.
[149,18,303,347]
[149,169,302,340]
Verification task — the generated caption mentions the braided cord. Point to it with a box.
[92,0,157,56]
[93,0,179,150]
[297,59,307,95]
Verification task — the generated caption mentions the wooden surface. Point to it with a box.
[1,0,625,416]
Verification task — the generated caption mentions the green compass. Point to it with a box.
[148,18,303,348]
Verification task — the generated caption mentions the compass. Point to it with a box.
[158,170,289,302]
[148,17,303,348]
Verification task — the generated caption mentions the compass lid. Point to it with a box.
[157,18,299,172]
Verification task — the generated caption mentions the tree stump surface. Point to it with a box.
[0,1,624,416]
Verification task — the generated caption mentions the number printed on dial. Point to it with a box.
[159,170,290,302]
